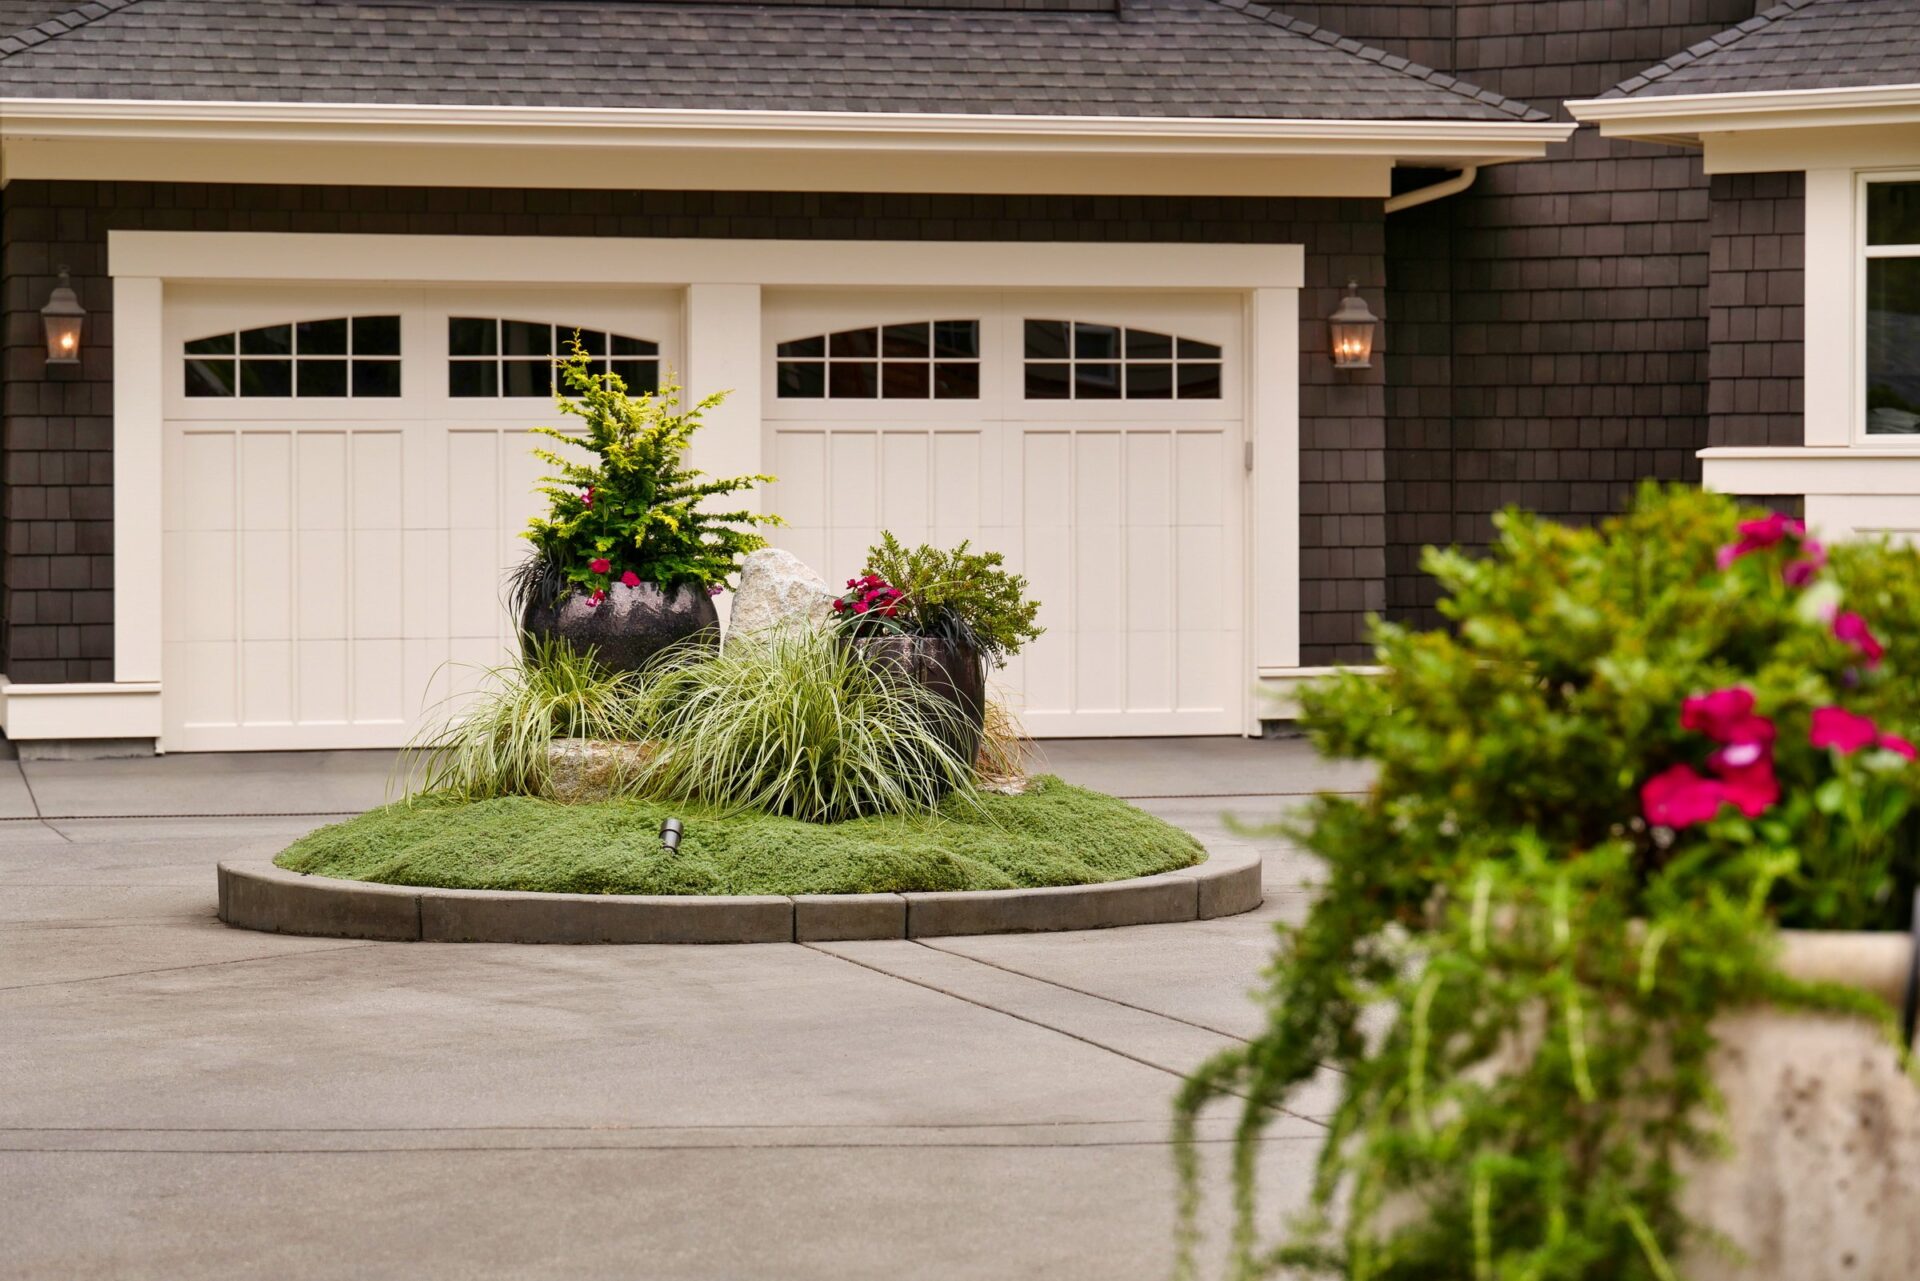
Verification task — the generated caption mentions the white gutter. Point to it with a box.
[1384,165,1478,213]
[1569,81,1920,144]
[0,97,1574,161]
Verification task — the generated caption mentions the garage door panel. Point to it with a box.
[1127,630,1175,712]
[296,529,349,640]
[173,433,236,532]
[446,431,500,530]
[294,433,349,530]
[402,530,450,640]
[167,530,237,644]
[239,641,293,726]
[351,432,406,530]
[1125,528,1175,632]
[175,641,238,728]
[352,530,406,638]
[239,433,292,531]
[1022,433,1071,529]
[239,530,293,641]
[931,433,986,533]
[352,640,407,724]
[1124,433,1174,527]
[297,641,349,724]
[878,434,931,539]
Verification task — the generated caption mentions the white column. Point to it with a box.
[682,282,765,504]
[1247,286,1302,692]
[112,274,165,684]
[1803,167,1854,447]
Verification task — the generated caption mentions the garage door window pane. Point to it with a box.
[450,319,659,399]
[501,321,551,357]
[612,360,660,395]
[1025,320,1224,400]
[353,360,403,399]
[1867,256,1920,434]
[503,361,551,398]
[184,315,400,398]
[450,361,498,398]
[777,319,980,399]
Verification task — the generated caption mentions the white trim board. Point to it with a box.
[1,98,1570,197]
[1569,83,1920,148]
[0,680,161,742]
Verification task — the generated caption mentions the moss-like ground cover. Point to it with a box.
[275,776,1203,896]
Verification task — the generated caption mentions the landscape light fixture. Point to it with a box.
[1328,278,1378,370]
[41,267,85,367]
[660,817,683,854]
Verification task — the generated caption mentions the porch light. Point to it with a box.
[41,267,85,366]
[1328,279,1378,370]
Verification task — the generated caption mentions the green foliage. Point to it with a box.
[274,776,1202,896]
[834,531,1045,666]
[1174,484,1918,1281]
[403,636,653,801]
[633,625,982,823]
[520,340,780,600]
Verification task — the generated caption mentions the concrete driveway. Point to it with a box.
[0,739,1366,1280]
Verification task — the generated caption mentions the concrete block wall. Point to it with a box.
[0,181,1388,678]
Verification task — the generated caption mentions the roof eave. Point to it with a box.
[1569,81,1920,146]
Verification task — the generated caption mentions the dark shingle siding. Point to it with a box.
[1607,0,1920,99]
[0,180,1386,676]
[1708,172,1804,448]
[0,0,1539,121]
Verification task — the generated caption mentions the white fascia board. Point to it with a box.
[0,680,162,741]
[0,97,1572,161]
[1699,447,1920,497]
[1569,82,1920,146]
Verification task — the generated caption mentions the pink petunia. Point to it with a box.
[1716,512,1806,569]
[1681,688,1774,746]
[620,571,640,588]
[589,557,612,575]
[1642,764,1729,829]
[1810,706,1879,754]
[1878,733,1918,760]
[581,487,595,508]
[586,588,606,608]
[1783,539,1826,587]
[854,601,870,614]
[1833,612,1886,667]
[1713,755,1779,818]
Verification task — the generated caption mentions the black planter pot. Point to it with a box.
[855,634,987,767]
[521,580,719,675]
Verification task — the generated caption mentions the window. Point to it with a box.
[776,320,980,399]
[449,319,659,398]
[1867,181,1920,436]
[184,316,401,398]
[1023,320,1222,400]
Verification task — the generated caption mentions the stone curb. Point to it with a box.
[217,845,1262,945]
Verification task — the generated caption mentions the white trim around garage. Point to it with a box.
[53,230,1309,747]
[1569,82,1920,148]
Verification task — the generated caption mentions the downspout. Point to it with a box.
[1383,165,1479,214]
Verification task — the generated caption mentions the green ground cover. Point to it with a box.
[275,776,1203,896]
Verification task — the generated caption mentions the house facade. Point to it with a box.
[0,0,1907,754]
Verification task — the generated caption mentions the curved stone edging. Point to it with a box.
[216,844,1263,944]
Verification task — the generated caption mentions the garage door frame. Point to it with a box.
[72,231,1302,748]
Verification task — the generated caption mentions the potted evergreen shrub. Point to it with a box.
[830,532,1043,766]
[512,341,779,674]
[1174,486,1920,1281]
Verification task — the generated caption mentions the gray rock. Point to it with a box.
[546,738,656,803]
[726,547,839,641]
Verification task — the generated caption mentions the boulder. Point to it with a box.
[545,738,657,803]
[726,547,839,641]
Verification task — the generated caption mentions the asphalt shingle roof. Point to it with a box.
[0,0,1545,121]
[1605,0,1920,99]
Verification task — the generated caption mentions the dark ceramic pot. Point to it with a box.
[855,634,987,767]
[521,580,719,675]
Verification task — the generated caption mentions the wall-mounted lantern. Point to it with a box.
[1328,279,1378,370]
[41,267,86,367]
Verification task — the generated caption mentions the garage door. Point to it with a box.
[764,291,1245,736]
[161,286,681,750]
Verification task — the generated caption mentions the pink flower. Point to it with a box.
[581,487,595,508]
[1714,756,1779,818]
[1642,764,1729,828]
[846,578,859,589]
[620,570,640,588]
[1833,612,1885,667]
[708,585,723,597]
[1681,688,1774,746]
[854,601,870,614]
[1810,706,1879,754]
[586,588,606,608]
[832,598,848,613]
[1716,511,1805,569]
[1783,539,1826,587]
[589,557,611,575]
[1878,733,1918,760]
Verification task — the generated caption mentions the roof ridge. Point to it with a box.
[1209,0,1549,122]
[0,0,145,61]
[1599,0,1822,99]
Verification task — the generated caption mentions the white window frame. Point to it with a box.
[60,231,1303,746]
[1856,168,1920,446]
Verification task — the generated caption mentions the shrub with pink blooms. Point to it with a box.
[1175,483,1920,1281]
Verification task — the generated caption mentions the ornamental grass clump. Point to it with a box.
[1174,483,1920,1281]
[634,625,979,823]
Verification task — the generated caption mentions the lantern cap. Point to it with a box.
[41,266,85,319]
[1328,279,1378,327]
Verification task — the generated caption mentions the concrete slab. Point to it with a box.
[19,749,400,819]
[0,761,42,820]
[1036,735,1372,799]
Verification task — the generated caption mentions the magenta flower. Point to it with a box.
[1833,612,1885,667]
[1714,756,1779,818]
[1642,764,1729,828]
[831,598,848,613]
[581,487,596,509]
[589,557,612,575]
[854,601,870,614]
[1716,511,1805,569]
[620,570,640,588]
[1680,688,1774,746]
[708,585,723,596]
[1810,706,1879,754]
[1783,539,1826,587]
[1880,733,1918,760]
[586,588,606,608]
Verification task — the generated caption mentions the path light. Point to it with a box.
[660,817,683,854]
[1328,279,1378,370]
[41,267,85,367]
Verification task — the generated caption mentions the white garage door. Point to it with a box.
[764,291,1246,737]
[161,286,680,751]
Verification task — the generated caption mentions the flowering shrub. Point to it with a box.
[830,532,1043,666]
[515,341,780,608]
[1174,484,1920,1281]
